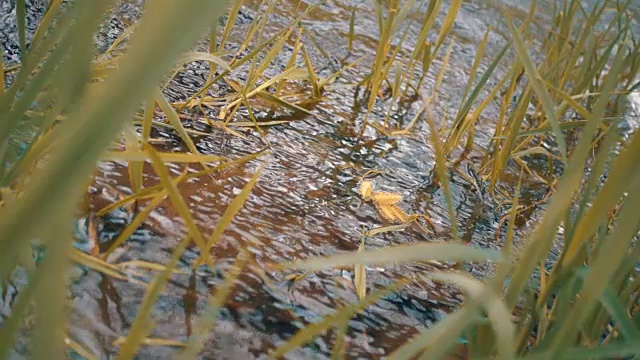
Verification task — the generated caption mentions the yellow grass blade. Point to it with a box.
[144,143,208,254]
[271,281,408,358]
[505,14,568,164]
[195,163,265,267]
[354,236,367,300]
[180,252,249,358]
[115,235,191,359]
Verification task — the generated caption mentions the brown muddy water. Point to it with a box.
[1,0,639,359]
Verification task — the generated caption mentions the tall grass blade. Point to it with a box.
[522,342,640,360]
[103,190,167,260]
[348,6,357,54]
[154,88,206,169]
[504,44,628,309]
[272,281,408,358]
[196,163,264,266]
[0,0,228,283]
[548,165,640,355]
[432,0,461,55]
[0,0,110,147]
[286,243,501,271]
[30,0,63,49]
[115,235,191,359]
[177,52,231,72]
[124,124,143,194]
[180,252,249,359]
[505,15,567,164]
[393,271,514,359]
[219,0,244,52]
[16,0,27,58]
[354,235,367,300]
[425,97,459,239]
[144,143,208,253]
[462,29,490,102]
[0,46,4,97]
[96,151,265,217]
[31,211,74,359]
[448,43,509,148]
[0,263,41,358]
[593,280,640,341]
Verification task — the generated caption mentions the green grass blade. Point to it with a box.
[0,46,4,97]
[562,126,620,258]
[447,63,514,155]
[521,341,640,360]
[218,0,244,52]
[255,91,315,116]
[462,28,490,102]
[30,0,63,49]
[347,6,357,53]
[16,0,27,58]
[0,0,73,109]
[354,235,367,300]
[429,272,515,359]
[599,286,640,341]
[504,43,628,309]
[286,243,501,271]
[0,0,227,281]
[0,264,41,358]
[549,174,640,354]
[69,249,130,282]
[177,8,312,111]
[390,308,475,359]
[124,124,143,194]
[0,0,110,147]
[492,117,624,139]
[330,319,349,360]
[560,63,635,267]
[409,0,441,89]
[31,210,74,359]
[448,43,509,144]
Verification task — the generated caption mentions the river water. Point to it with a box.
[1,0,639,359]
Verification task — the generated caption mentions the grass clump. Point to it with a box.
[1,0,640,359]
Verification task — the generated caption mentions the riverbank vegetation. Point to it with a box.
[1,0,639,358]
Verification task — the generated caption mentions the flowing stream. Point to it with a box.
[1,0,639,358]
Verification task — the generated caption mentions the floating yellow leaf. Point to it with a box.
[371,191,403,205]
[359,180,412,225]
[375,202,410,224]
[359,180,373,200]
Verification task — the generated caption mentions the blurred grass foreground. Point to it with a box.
[1,0,640,359]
